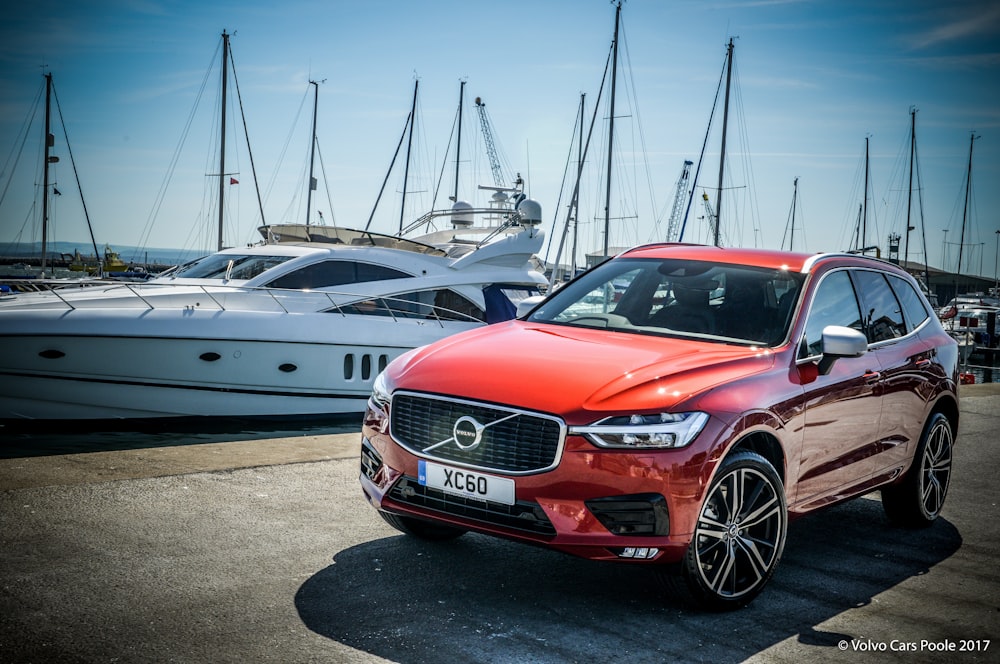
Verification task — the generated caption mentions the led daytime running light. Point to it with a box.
[570,411,709,449]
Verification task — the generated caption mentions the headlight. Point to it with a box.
[569,412,709,449]
[371,370,391,408]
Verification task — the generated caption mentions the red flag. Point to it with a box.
[230,177,239,185]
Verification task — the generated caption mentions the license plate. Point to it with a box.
[418,460,515,505]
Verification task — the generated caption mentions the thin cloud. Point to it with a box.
[906,4,1000,50]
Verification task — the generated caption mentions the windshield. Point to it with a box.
[167,254,294,280]
[527,257,804,346]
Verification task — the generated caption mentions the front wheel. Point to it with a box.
[881,412,954,528]
[664,450,787,611]
[378,511,467,541]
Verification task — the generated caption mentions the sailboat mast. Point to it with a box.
[41,72,53,271]
[217,30,230,252]
[957,131,978,277]
[789,176,798,251]
[453,80,464,202]
[713,38,734,247]
[602,1,621,259]
[399,78,418,234]
[862,135,869,252]
[905,109,916,266]
[572,93,585,276]
[305,79,320,227]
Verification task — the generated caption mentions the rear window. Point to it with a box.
[887,274,930,332]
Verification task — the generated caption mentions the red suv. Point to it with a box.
[359,244,959,610]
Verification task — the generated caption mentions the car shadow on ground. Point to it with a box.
[296,496,962,663]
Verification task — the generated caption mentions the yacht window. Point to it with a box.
[169,254,293,280]
[265,260,411,289]
[336,289,485,322]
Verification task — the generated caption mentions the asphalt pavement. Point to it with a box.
[1,384,998,663]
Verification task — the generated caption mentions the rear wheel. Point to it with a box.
[882,412,953,527]
[665,450,787,611]
[378,511,467,541]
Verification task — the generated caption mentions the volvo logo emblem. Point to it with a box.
[452,416,485,451]
[423,410,518,455]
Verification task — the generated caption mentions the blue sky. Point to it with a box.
[2,0,999,277]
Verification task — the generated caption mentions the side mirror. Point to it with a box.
[817,325,868,375]
[516,295,546,319]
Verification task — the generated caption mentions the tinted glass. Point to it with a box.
[337,289,484,322]
[852,270,906,342]
[802,270,863,357]
[887,274,930,332]
[266,261,409,289]
[170,254,292,279]
[528,257,803,345]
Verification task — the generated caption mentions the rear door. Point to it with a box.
[854,270,935,482]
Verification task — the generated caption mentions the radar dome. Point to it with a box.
[516,198,542,226]
[450,200,474,227]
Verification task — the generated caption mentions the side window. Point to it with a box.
[852,270,907,342]
[801,270,864,358]
[887,274,930,333]
[265,261,410,289]
[337,289,485,322]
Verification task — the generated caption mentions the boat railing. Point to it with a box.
[1,279,484,327]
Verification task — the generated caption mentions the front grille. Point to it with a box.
[390,391,565,474]
[389,475,556,536]
[585,494,670,536]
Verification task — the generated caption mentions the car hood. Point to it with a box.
[389,320,777,423]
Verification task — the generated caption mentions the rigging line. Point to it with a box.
[730,59,761,248]
[315,140,337,225]
[0,79,44,211]
[433,107,459,208]
[617,15,660,229]
[136,38,220,253]
[679,43,728,242]
[543,96,583,268]
[557,41,614,276]
[913,128,931,283]
[257,85,309,238]
[51,81,99,259]
[366,111,411,231]
[226,44,266,231]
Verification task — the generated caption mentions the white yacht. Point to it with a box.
[0,198,546,422]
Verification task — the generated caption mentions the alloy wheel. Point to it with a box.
[694,465,785,600]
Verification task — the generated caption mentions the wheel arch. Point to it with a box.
[726,429,786,485]
[934,393,959,436]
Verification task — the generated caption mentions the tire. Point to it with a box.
[664,450,787,611]
[881,412,954,528]
[378,511,467,542]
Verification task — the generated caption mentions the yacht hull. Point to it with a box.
[0,310,477,421]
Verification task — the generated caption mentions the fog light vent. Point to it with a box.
[585,493,669,536]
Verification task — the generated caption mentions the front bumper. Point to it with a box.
[359,400,723,564]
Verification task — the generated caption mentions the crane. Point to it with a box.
[664,160,693,242]
[701,190,722,246]
[474,97,506,187]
